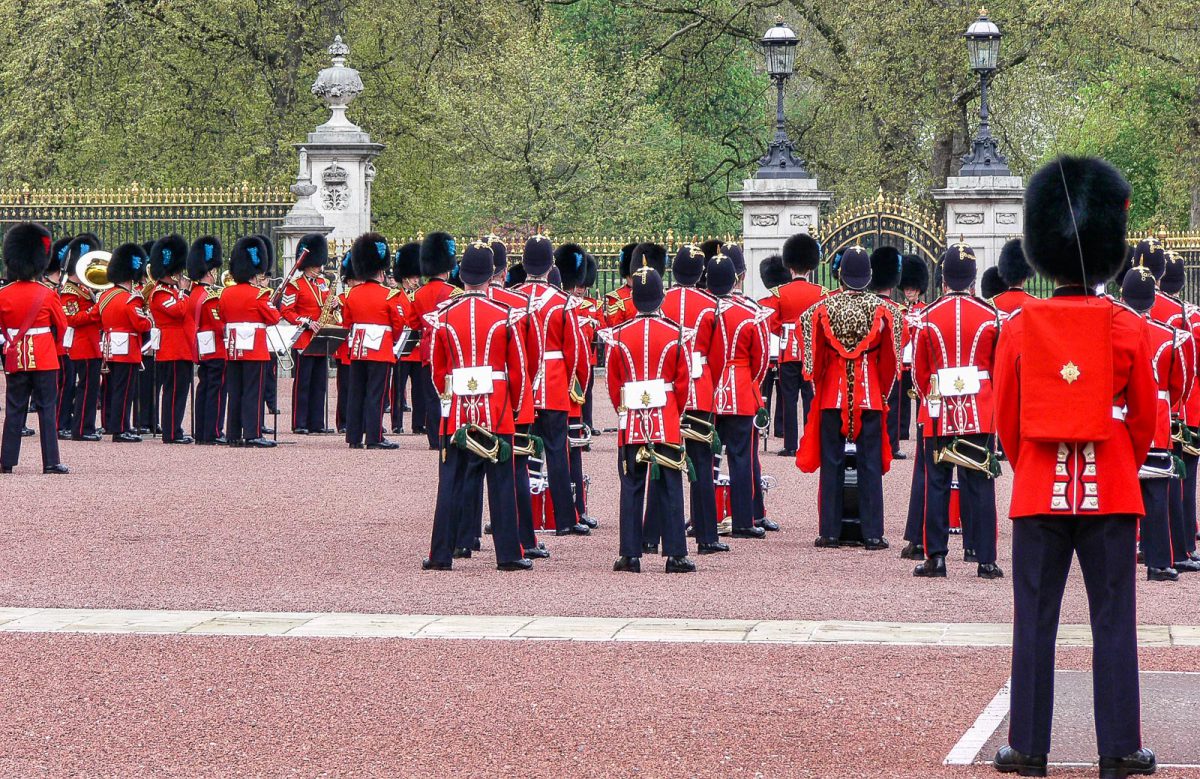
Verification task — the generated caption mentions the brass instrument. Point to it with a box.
[681,413,718,447]
[934,437,1002,479]
[221,270,236,288]
[451,423,511,463]
[635,442,693,480]
[568,422,592,449]
[1172,420,1200,457]
[75,250,114,292]
[926,374,942,418]
[314,272,342,327]
[512,432,544,458]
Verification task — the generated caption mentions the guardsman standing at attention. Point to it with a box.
[796,246,898,550]
[342,233,406,450]
[911,243,1002,580]
[61,234,104,442]
[992,156,1157,779]
[602,242,638,327]
[391,241,424,435]
[774,233,825,456]
[992,238,1036,317]
[411,232,459,450]
[423,241,533,572]
[334,252,357,435]
[0,223,70,473]
[49,235,75,436]
[148,234,194,444]
[280,233,332,435]
[708,252,770,540]
[186,236,227,445]
[518,235,591,537]
[97,243,154,443]
[869,247,908,460]
[219,236,280,449]
[556,243,598,529]
[895,255,930,441]
[662,244,728,554]
[604,267,696,573]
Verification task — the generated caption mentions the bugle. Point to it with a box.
[933,437,1002,479]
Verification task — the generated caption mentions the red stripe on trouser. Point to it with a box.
[75,368,90,437]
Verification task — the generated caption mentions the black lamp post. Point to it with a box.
[960,8,1010,176]
[755,17,809,179]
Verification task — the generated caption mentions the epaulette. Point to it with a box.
[769,286,781,298]
[206,286,223,303]
[450,287,464,297]
[386,288,404,300]
[257,287,271,300]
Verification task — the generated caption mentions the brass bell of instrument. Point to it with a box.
[75,250,114,292]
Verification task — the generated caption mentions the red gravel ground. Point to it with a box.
[1,375,1198,624]
[4,635,1194,777]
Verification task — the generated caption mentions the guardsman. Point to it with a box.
[910,243,1002,579]
[280,233,332,435]
[423,241,533,572]
[61,234,104,441]
[899,261,934,561]
[578,253,603,436]
[133,240,156,435]
[391,241,424,435]
[796,246,898,550]
[1156,250,1200,569]
[1121,267,1186,581]
[148,234,194,444]
[708,252,770,540]
[868,247,908,461]
[773,233,825,456]
[410,232,459,450]
[0,223,70,473]
[980,266,1006,302]
[334,252,357,434]
[602,242,638,326]
[662,244,728,554]
[895,255,930,442]
[757,254,790,443]
[48,235,74,436]
[251,234,281,425]
[992,156,1157,778]
[218,236,280,448]
[342,233,406,450]
[517,235,591,536]
[993,238,1035,317]
[556,243,598,529]
[42,238,69,435]
[98,243,154,443]
[186,236,227,445]
[604,267,696,573]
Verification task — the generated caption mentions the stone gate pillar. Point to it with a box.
[931,175,1025,278]
[274,148,334,270]
[728,177,832,300]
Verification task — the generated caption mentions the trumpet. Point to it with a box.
[934,437,1002,479]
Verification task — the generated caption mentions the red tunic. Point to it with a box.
[661,286,717,413]
[709,296,769,416]
[489,284,536,426]
[409,279,457,365]
[516,281,587,412]
[218,283,282,361]
[0,280,68,372]
[60,281,101,360]
[150,283,194,362]
[774,278,826,363]
[603,314,690,446]
[334,290,352,366]
[912,293,999,437]
[97,286,153,365]
[1141,317,1186,449]
[398,288,423,364]
[188,285,227,361]
[432,293,526,436]
[994,295,1156,517]
[603,285,635,328]
[992,288,1035,317]
[341,280,407,364]
[280,274,330,351]
[1150,291,1200,424]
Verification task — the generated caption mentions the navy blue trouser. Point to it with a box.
[1139,477,1171,569]
[818,409,884,540]
[225,360,266,442]
[57,356,75,431]
[291,352,328,432]
[618,445,686,558]
[135,355,155,429]
[106,362,138,436]
[430,437,522,565]
[1182,450,1199,553]
[70,358,102,437]
[778,361,805,453]
[533,409,576,529]
[156,359,191,441]
[2,370,60,468]
[923,434,997,563]
[421,363,440,449]
[194,359,225,442]
[1009,515,1141,758]
[685,413,719,545]
[345,361,389,446]
[716,415,755,531]
[903,426,927,544]
[391,360,420,432]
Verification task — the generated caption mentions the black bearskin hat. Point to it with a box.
[617,242,637,279]
[460,241,495,286]
[295,233,329,270]
[352,232,391,280]
[630,242,667,276]
[759,254,790,289]
[66,233,102,275]
[980,266,1006,300]
[107,242,148,286]
[149,234,188,281]
[725,244,746,276]
[699,239,723,260]
[899,255,930,293]
[51,236,73,275]
[230,236,270,283]
[582,253,597,288]
[421,231,458,277]
[2,222,52,281]
[868,246,903,293]
[1024,156,1131,286]
[997,238,1032,287]
[782,233,821,274]
[393,241,421,280]
[547,266,562,288]
[339,250,356,283]
[554,242,588,290]
[186,236,223,282]
[251,234,276,277]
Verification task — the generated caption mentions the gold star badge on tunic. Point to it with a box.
[467,377,478,392]
[1060,362,1080,384]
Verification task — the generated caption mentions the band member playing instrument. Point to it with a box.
[186,236,227,445]
[281,233,332,435]
[334,252,357,434]
[252,235,281,426]
[218,236,280,448]
[149,234,194,444]
[410,232,459,450]
[342,234,406,450]
[98,243,154,443]
[48,236,74,435]
[0,223,70,473]
[662,244,728,554]
[134,240,157,435]
[61,234,104,441]
[605,267,695,573]
[911,243,1002,579]
[390,241,423,435]
[423,241,532,572]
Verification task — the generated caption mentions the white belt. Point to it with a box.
[351,323,387,335]
[1113,406,1126,421]
[977,370,989,380]
[544,350,564,360]
[226,322,266,333]
[7,327,50,337]
[1158,391,1171,401]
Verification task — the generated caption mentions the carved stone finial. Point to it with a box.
[311,35,364,132]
